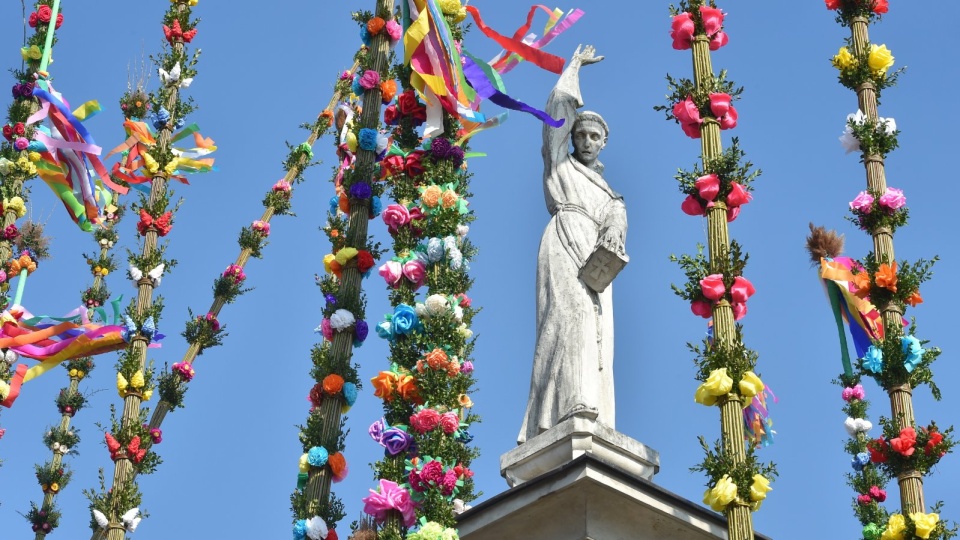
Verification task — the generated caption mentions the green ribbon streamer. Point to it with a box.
[39,0,61,73]
[827,281,854,378]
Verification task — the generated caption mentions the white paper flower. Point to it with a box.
[305,516,329,540]
[457,324,473,339]
[415,303,428,318]
[879,116,897,135]
[839,128,861,154]
[3,349,17,363]
[158,62,193,89]
[330,309,356,331]
[453,305,464,322]
[425,294,450,317]
[121,507,141,532]
[456,224,469,238]
[0,380,9,400]
[844,417,873,436]
[92,509,109,529]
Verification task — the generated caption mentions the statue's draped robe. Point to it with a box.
[518,66,627,444]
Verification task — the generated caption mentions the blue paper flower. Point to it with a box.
[371,196,382,218]
[851,452,870,471]
[151,107,171,130]
[425,237,444,263]
[862,345,883,374]
[901,335,925,373]
[360,27,372,47]
[457,430,474,444]
[329,195,339,216]
[351,76,364,97]
[307,446,329,467]
[358,128,379,152]
[355,320,369,342]
[376,319,394,341]
[342,382,358,406]
[392,304,420,335]
[350,181,372,199]
[293,519,308,540]
[324,293,337,306]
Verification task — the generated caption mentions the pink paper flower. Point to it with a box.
[730,276,756,303]
[850,191,874,213]
[382,204,411,232]
[709,93,732,118]
[732,301,747,321]
[878,187,906,211]
[362,479,417,527]
[681,195,706,216]
[378,261,403,287]
[691,299,712,318]
[695,174,720,202]
[709,30,729,51]
[14,137,29,151]
[726,182,752,207]
[857,494,873,505]
[670,12,695,50]
[410,408,441,433]
[420,460,444,484]
[441,469,459,496]
[726,205,741,223]
[700,274,726,301]
[385,20,403,42]
[869,485,887,502]
[673,96,703,139]
[700,6,725,35]
[719,105,738,130]
[320,318,334,341]
[402,259,426,289]
[359,70,381,90]
[440,412,460,434]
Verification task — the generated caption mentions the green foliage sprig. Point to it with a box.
[655,71,743,124]
[847,190,909,234]
[828,0,887,27]
[181,309,226,354]
[858,322,942,397]
[867,419,955,479]
[692,437,777,513]
[24,501,61,534]
[856,251,936,314]
[35,461,72,492]
[845,113,899,159]
[670,240,749,302]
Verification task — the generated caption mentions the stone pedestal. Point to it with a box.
[501,416,659,487]
[458,418,770,540]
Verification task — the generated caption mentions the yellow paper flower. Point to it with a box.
[142,389,153,401]
[437,0,462,15]
[694,384,719,406]
[117,373,129,393]
[15,157,37,176]
[28,151,41,163]
[709,475,737,511]
[881,514,906,540]
[0,379,10,400]
[868,44,895,76]
[346,132,358,153]
[703,368,733,396]
[299,453,310,473]
[910,512,940,540]
[4,196,27,218]
[323,253,337,274]
[21,45,42,61]
[142,152,160,174]
[171,0,199,5]
[832,47,857,71]
[76,370,85,379]
[69,369,78,378]
[164,157,181,176]
[130,370,145,389]
[749,474,772,502]
[335,247,359,265]
[738,371,764,401]
[50,482,60,492]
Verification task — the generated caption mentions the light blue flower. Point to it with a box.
[342,382,358,406]
[376,319,394,341]
[360,27,372,47]
[293,519,308,540]
[358,128,379,151]
[351,76,364,97]
[392,304,420,335]
[862,345,883,374]
[371,196,382,217]
[329,195,339,216]
[902,335,924,373]
[851,452,870,471]
[307,446,329,467]
[425,237,444,263]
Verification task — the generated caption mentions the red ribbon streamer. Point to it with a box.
[465,5,565,75]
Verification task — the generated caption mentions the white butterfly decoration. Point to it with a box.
[305,517,329,540]
[158,62,193,89]
[128,264,165,288]
[121,507,142,532]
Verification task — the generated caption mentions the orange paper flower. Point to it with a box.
[366,17,386,35]
[421,185,442,208]
[852,271,872,299]
[372,371,397,401]
[328,451,347,477]
[424,348,449,370]
[396,374,421,403]
[380,79,398,104]
[875,261,898,292]
[906,290,923,307]
[323,374,345,395]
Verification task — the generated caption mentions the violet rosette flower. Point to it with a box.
[381,427,414,456]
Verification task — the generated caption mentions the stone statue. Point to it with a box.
[518,46,628,444]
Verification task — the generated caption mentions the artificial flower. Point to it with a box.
[868,437,888,463]
[730,276,756,303]
[909,512,939,540]
[379,260,403,287]
[869,485,887,502]
[323,374,345,395]
[902,335,925,373]
[308,446,329,467]
[868,44,895,76]
[881,514,906,540]
[906,290,923,307]
[699,274,726,301]
[695,174,720,202]
[681,195,706,216]
[699,6,728,50]
[694,384,719,406]
[738,371,764,401]
[863,345,883,373]
[670,12,694,50]
[330,309,356,331]
[749,474,772,502]
[709,474,737,511]
[362,479,417,527]
[889,426,917,457]
[411,408,442,434]
[702,368,734,396]
[852,451,871,471]
[842,384,866,401]
[840,110,866,154]
[673,96,703,139]
[874,261,897,292]
[844,417,874,436]
[878,187,906,211]
[328,452,348,482]
[832,47,857,71]
[726,182,751,207]
[850,191,875,213]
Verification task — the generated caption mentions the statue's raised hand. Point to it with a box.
[573,44,604,66]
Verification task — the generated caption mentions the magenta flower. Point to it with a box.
[681,195,706,216]
[849,191,875,213]
[670,12,695,50]
[673,96,703,139]
[878,187,906,211]
[362,479,417,527]
[378,260,403,287]
[726,182,752,207]
[700,274,726,301]
[732,301,747,321]
[359,70,381,90]
[695,173,720,202]
[691,299,712,319]
[402,259,426,290]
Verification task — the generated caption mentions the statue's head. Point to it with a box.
[572,111,608,170]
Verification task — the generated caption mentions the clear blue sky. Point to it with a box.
[2,1,958,538]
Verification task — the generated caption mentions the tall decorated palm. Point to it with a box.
[809,1,956,537]
[660,2,776,539]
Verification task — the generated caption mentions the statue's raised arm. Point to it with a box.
[542,45,605,174]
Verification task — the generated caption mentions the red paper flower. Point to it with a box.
[868,437,888,463]
[137,210,174,237]
[925,430,944,455]
[872,0,889,14]
[356,250,375,273]
[163,20,198,44]
[889,426,917,457]
[825,0,841,9]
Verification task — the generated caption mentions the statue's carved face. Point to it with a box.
[572,121,605,168]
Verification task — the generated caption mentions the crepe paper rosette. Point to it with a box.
[670,5,729,51]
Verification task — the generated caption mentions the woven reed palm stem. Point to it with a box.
[105,7,185,539]
[692,21,754,540]
[32,373,80,540]
[305,0,394,508]
[847,14,923,517]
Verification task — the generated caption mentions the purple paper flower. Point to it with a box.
[355,320,369,342]
[381,427,413,456]
[369,418,386,443]
[350,181,372,200]
[449,145,465,168]
[431,137,451,159]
